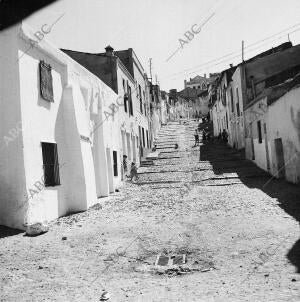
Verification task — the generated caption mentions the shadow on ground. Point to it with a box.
[200,139,300,273]
[0,225,23,239]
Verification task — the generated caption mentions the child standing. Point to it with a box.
[129,162,138,181]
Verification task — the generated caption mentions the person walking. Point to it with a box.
[222,129,228,143]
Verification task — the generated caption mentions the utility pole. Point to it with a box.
[242,40,244,62]
[149,58,153,82]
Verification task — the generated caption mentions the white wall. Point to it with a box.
[0,23,121,229]
[244,98,268,171]
[229,67,245,149]
[0,25,26,229]
[267,87,300,183]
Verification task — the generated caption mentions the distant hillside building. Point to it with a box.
[184,74,218,90]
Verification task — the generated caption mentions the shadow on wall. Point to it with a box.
[200,140,300,273]
[291,107,300,143]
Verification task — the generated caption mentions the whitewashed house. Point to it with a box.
[0,23,123,230]
[244,74,300,184]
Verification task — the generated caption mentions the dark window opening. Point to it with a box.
[230,88,234,112]
[226,113,228,128]
[128,86,133,116]
[257,120,262,144]
[39,61,54,102]
[124,95,128,112]
[146,130,149,148]
[113,151,118,176]
[41,142,60,187]
[142,128,145,147]
[236,102,240,116]
[139,85,143,113]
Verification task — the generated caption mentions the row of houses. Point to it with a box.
[167,74,219,120]
[0,23,173,230]
[208,41,300,185]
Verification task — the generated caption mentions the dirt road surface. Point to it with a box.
[1,121,300,302]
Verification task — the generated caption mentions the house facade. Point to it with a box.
[184,74,210,90]
[0,23,124,230]
[244,75,300,184]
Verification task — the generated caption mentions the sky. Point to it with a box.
[26,0,300,92]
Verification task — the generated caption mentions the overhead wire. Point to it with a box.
[165,21,300,80]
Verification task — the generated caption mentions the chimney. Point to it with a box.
[229,64,233,68]
[204,73,207,78]
[105,45,114,56]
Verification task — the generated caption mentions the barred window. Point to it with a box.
[39,61,54,102]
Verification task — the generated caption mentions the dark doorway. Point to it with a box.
[274,138,285,178]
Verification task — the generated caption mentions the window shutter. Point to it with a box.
[54,144,61,185]
[40,61,54,102]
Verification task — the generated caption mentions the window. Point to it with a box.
[146,130,149,148]
[113,151,118,176]
[41,142,60,186]
[124,81,128,113]
[257,120,262,144]
[39,61,54,102]
[236,87,240,116]
[139,85,143,113]
[236,102,240,116]
[142,127,145,147]
[128,85,133,116]
[230,88,234,112]
[226,112,228,128]
[122,79,126,91]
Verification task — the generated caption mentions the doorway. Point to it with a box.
[274,138,285,178]
[106,148,114,193]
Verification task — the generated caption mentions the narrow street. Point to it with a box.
[1,120,300,302]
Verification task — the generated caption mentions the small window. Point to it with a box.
[257,120,262,144]
[128,85,133,116]
[142,128,145,147]
[41,142,60,186]
[230,88,234,112]
[39,61,54,102]
[124,81,129,113]
[236,102,240,116]
[139,85,143,113]
[122,79,126,91]
[146,130,149,148]
[226,112,228,128]
[113,151,118,176]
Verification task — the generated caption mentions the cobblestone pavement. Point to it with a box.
[1,121,300,302]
